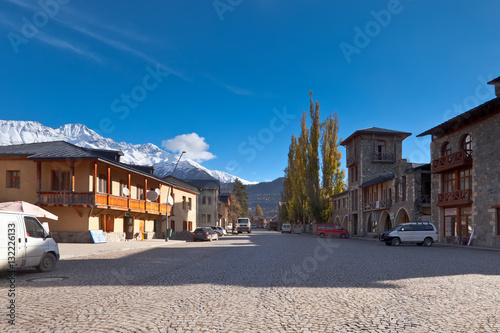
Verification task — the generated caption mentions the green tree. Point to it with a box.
[231,178,248,217]
[255,204,264,216]
[306,91,321,223]
[320,112,345,222]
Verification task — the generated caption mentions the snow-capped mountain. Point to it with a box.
[0,120,257,185]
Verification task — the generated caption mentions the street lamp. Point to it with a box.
[165,151,186,241]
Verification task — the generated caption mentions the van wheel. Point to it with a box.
[319,233,325,238]
[36,253,56,272]
[423,237,433,247]
[340,234,347,239]
[391,238,401,246]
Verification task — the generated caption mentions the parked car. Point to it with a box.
[210,226,226,236]
[316,224,349,238]
[0,211,60,272]
[281,223,292,234]
[192,227,219,242]
[379,222,438,246]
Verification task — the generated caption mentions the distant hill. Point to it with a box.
[221,177,284,217]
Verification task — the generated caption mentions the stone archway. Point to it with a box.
[366,213,377,233]
[342,216,348,230]
[395,208,410,226]
[335,216,341,225]
[379,210,392,232]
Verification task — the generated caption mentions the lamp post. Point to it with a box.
[165,151,186,241]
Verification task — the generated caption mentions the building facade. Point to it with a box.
[162,176,199,235]
[184,178,220,228]
[333,128,431,237]
[0,141,185,242]
[417,76,500,248]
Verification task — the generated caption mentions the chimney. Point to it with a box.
[487,76,500,97]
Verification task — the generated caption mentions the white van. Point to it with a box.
[236,218,251,233]
[281,223,292,234]
[0,211,60,272]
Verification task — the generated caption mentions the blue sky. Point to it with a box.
[1,0,500,183]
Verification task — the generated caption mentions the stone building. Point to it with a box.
[417,76,500,248]
[332,128,431,237]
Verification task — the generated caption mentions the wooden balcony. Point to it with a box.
[373,153,395,163]
[432,150,472,173]
[437,189,472,207]
[346,155,357,167]
[38,191,169,215]
[363,199,391,211]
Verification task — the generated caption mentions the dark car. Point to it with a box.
[193,227,219,242]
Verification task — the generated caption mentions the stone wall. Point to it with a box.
[430,112,500,247]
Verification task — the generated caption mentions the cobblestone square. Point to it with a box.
[2,231,500,332]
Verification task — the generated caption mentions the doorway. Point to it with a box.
[124,216,134,239]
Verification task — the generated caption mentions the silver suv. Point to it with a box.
[379,222,438,246]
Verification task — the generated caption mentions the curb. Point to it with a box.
[59,240,187,260]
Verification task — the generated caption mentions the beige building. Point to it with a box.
[162,176,199,235]
[184,178,220,228]
[417,76,500,248]
[0,141,194,242]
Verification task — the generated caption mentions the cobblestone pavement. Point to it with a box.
[2,231,500,332]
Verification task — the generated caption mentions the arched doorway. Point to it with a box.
[379,210,392,231]
[395,208,410,226]
[366,213,377,233]
[335,216,341,225]
[342,216,348,230]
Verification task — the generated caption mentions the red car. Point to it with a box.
[316,224,349,238]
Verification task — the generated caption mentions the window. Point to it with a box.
[443,172,456,193]
[202,196,206,205]
[461,134,472,154]
[136,186,144,200]
[459,169,472,190]
[170,220,175,231]
[395,179,399,202]
[208,196,212,205]
[183,221,187,231]
[24,216,47,238]
[402,176,407,201]
[53,171,70,191]
[182,196,187,209]
[188,221,193,231]
[119,181,128,196]
[202,214,206,223]
[207,214,211,224]
[188,198,192,210]
[376,140,386,160]
[6,170,20,188]
[442,142,451,156]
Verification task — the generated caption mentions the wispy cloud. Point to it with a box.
[3,0,190,82]
[222,84,254,96]
[36,32,103,63]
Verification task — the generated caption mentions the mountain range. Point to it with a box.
[0,120,256,184]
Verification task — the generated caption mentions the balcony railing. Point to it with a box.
[437,189,472,207]
[346,155,357,167]
[373,153,395,162]
[432,150,473,173]
[363,199,391,211]
[38,191,168,215]
[421,194,431,204]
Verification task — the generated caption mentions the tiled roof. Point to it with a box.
[417,97,500,138]
[360,173,395,188]
[341,127,411,146]
[183,178,220,190]
[0,141,162,182]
